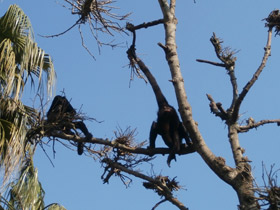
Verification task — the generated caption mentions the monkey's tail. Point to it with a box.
[167,153,177,167]
[77,142,84,155]
[127,46,169,108]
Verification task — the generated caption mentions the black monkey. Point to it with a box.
[47,95,92,155]
[128,50,192,166]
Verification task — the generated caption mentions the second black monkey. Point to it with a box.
[47,95,92,155]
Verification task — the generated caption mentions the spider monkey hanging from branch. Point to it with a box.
[126,24,192,166]
[47,95,92,155]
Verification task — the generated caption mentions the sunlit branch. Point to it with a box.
[47,130,195,156]
[232,28,272,122]
[169,0,176,15]
[238,118,280,133]
[157,0,239,188]
[202,33,239,113]
[206,94,227,121]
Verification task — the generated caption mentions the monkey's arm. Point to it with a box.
[74,121,92,155]
[74,121,92,139]
[179,123,192,146]
[149,121,158,148]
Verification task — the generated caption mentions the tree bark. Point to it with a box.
[157,1,261,209]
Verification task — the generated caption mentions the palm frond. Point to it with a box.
[0,4,56,187]
[7,159,45,210]
[45,204,67,210]
[0,4,56,100]
[0,97,38,188]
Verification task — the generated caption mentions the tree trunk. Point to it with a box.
[233,163,260,210]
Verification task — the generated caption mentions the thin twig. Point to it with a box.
[79,25,96,60]
[38,141,55,167]
[39,18,82,38]
[196,59,226,68]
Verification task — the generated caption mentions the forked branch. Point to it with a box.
[232,27,272,122]
[206,94,228,121]
[197,33,238,113]
[157,0,237,187]
[102,158,189,210]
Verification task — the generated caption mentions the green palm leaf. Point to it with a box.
[0,97,38,186]
[0,5,55,187]
[8,159,45,210]
[0,158,67,210]
[0,4,56,99]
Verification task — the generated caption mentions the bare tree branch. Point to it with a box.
[206,94,228,121]
[126,19,164,32]
[102,158,189,210]
[232,28,272,122]
[194,11,280,209]
[52,130,195,156]
[255,163,280,209]
[196,59,226,68]
[157,0,238,190]
[199,33,239,112]
[41,0,130,57]
[238,118,280,133]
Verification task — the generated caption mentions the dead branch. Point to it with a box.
[126,19,164,32]
[196,59,226,68]
[143,175,181,197]
[157,0,240,189]
[46,130,196,156]
[42,0,130,57]
[264,10,280,36]
[102,158,189,210]
[206,94,228,121]
[238,118,280,133]
[255,163,280,209]
[209,32,237,71]
[232,26,273,122]
[27,115,195,158]
[65,0,130,34]
[210,33,239,111]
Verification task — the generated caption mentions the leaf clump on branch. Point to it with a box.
[44,0,130,59]
[264,10,280,36]
[255,164,280,210]
[143,175,181,197]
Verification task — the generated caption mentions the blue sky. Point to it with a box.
[1,1,280,210]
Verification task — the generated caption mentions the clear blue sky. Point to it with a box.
[1,1,280,210]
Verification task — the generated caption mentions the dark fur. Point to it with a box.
[47,95,92,155]
[136,59,191,166]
